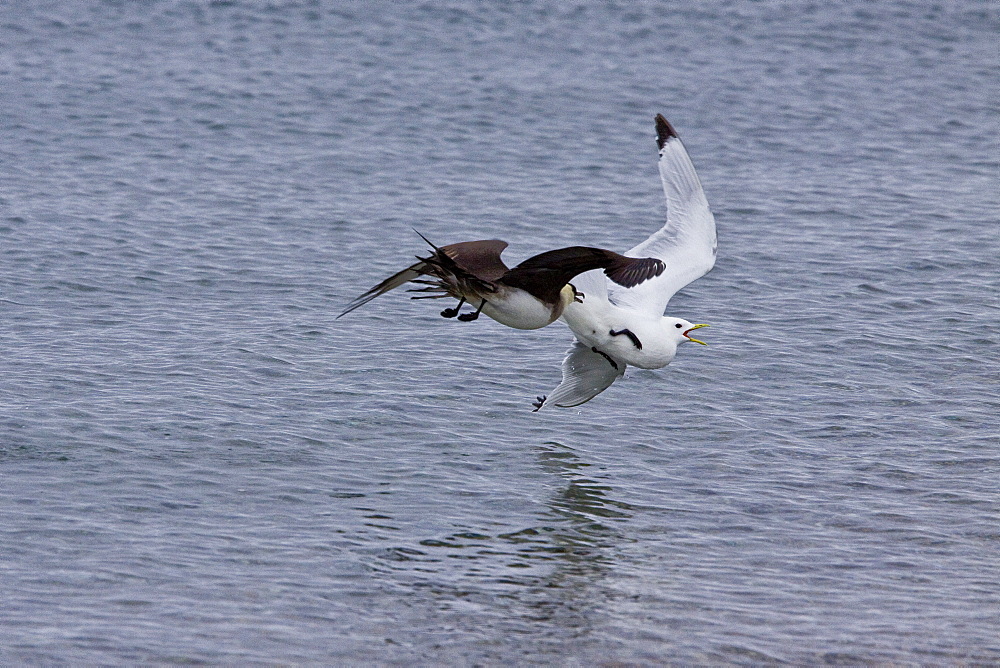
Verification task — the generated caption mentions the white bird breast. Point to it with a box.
[480,289,558,330]
[562,303,678,369]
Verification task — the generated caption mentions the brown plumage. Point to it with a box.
[338,235,665,329]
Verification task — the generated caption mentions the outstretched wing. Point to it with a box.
[337,264,424,318]
[503,246,663,305]
[608,114,716,316]
[337,238,510,318]
[441,239,510,281]
[535,340,625,409]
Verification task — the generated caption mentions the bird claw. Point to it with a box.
[531,395,546,411]
[457,312,479,322]
[440,307,459,318]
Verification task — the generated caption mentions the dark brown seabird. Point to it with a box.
[338,234,665,330]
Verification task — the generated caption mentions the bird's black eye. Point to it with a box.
[675,323,683,328]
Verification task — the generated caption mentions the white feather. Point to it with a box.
[608,133,717,317]
[541,118,717,408]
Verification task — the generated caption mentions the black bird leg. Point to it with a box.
[441,297,465,318]
[591,347,619,370]
[609,328,642,350]
[457,299,486,322]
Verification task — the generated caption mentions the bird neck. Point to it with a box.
[558,284,576,309]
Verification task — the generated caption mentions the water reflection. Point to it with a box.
[523,442,633,575]
[375,442,634,583]
[538,441,634,523]
[482,442,635,632]
[362,442,637,647]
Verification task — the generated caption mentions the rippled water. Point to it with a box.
[2,1,999,663]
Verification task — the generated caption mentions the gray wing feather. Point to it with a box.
[537,340,625,409]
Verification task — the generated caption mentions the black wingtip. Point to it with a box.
[655,113,679,149]
[605,257,666,288]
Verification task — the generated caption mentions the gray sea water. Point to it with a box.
[2,1,999,664]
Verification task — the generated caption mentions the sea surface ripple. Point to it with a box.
[2,1,998,663]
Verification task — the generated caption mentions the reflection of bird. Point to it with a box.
[338,233,665,330]
[534,115,716,410]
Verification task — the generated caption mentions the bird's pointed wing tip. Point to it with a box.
[410,227,439,250]
[655,114,679,149]
[604,256,667,289]
[335,266,426,319]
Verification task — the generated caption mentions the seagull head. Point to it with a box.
[664,318,709,346]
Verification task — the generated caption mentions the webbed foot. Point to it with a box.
[441,297,465,318]
[531,395,546,412]
[457,299,486,322]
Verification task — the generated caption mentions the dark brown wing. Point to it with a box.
[440,240,510,282]
[337,264,425,318]
[500,246,665,304]
[338,238,510,319]
[603,252,666,288]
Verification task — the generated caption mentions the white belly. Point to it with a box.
[601,322,677,369]
[478,289,558,330]
[562,302,677,369]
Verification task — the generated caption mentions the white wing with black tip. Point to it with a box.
[608,114,717,317]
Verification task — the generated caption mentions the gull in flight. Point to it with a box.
[533,114,717,409]
[338,233,666,330]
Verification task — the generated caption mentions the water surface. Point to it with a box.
[2,1,999,663]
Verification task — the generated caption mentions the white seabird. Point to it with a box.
[338,234,666,330]
[534,114,717,409]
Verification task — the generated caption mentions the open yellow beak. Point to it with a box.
[683,323,709,346]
